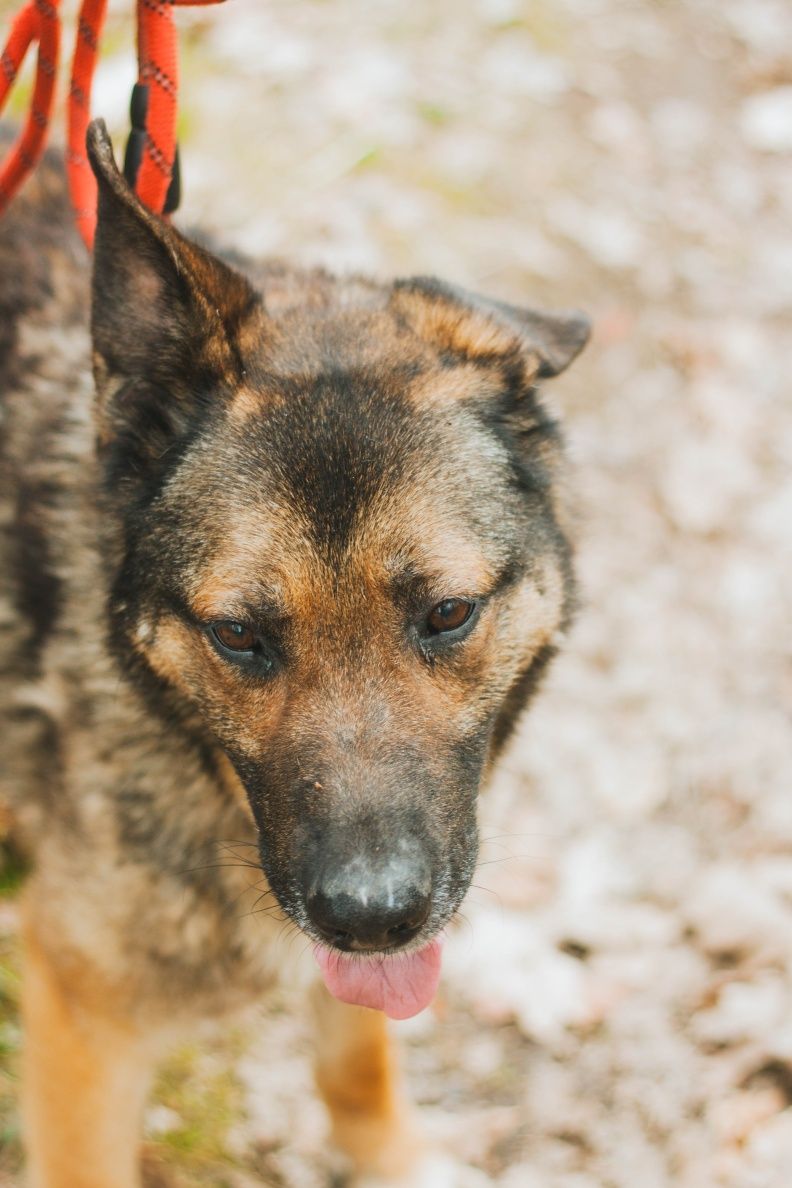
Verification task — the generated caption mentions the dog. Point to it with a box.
[0,118,589,1187]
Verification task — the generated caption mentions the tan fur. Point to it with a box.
[21,915,160,1188]
[227,382,272,423]
[390,285,532,364]
[406,362,505,409]
[313,990,420,1179]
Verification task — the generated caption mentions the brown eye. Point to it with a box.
[426,598,475,634]
[212,621,257,652]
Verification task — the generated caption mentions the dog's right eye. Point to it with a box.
[207,621,279,676]
[211,621,258,653]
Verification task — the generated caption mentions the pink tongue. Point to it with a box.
[313,938,443,1020]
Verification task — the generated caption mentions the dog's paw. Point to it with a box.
[353,1152,492,1188]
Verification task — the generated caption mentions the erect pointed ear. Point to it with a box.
[86,120,260,448]
[389,277,590,379]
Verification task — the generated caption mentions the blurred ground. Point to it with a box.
[1,0,791,1185]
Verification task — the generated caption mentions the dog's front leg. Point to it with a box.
[20,919,157,1188]
[312,987,422,1184]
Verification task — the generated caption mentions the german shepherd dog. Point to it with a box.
[0,119,589,1186]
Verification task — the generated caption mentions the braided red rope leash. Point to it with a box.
[0,0,61,215]
[135,0,180,218]
[67,0,109,245]
[0,0,225,249]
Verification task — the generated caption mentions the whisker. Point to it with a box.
[236,892,281,922]
[280,921,307,954]
[245,903,287,923]
[479,831,560,843]
[225,880,268,915]
[468,882,503,904]
[452,910,476,950]
[249,887,276,914]
[178,860,262,875]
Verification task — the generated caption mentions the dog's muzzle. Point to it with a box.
[304,838,433,953]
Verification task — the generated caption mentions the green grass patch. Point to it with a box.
[0,936,22,1177]
[417,101,451,127]
[149,1036,248,1181]
[0,844,29,899]
[352,145,382,171]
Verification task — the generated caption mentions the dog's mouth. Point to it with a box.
[312,935,444,1020]
[251,817,476,1019]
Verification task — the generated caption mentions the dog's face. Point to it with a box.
[87,125,588,965]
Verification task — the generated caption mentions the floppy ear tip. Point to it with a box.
[538,309,592,378]
[565,310,592,345]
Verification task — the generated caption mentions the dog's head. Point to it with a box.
[87,122,589,1014]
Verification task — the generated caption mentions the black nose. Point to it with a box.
[306,855,432,952]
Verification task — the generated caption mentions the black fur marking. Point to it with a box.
[489,641,560,760]
[252,368,424,557]
[12,479,63,661]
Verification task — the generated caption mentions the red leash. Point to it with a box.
[0,0,224,249]
[0,0,61,217]
[67,0,109,246]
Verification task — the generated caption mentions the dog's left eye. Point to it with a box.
[426,598,475,634]
[211,621,258,652]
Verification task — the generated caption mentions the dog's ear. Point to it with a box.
[390,277,590,380]
[87,119,259,452]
